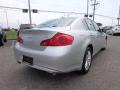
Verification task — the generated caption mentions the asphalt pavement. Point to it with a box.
[0,36,120,90]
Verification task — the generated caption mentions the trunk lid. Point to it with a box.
[19,27,70,50]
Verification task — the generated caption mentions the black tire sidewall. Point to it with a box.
[0,34,4,46]
[4,35,7,42]
[81,47,92,74]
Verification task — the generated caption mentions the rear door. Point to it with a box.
[85,19,100,54]
[91,20,106,49]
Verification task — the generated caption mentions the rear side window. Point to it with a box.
[36,17,76,28]
[85,19,96,31]
[91,20,100,31]
[73,19,88,30]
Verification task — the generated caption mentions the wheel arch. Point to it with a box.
[87,44,93,55]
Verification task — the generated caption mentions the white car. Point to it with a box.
[112,25,120,35]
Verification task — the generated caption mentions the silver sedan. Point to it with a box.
[14,17,107,74]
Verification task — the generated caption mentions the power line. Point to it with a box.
[0,5,117,19]
[96,14,116,19]
[0,5,84,14]
[0,6,22,10]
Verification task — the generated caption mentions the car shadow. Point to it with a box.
[24,66,84,79]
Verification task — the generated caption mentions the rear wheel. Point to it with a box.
[81,47,92,74]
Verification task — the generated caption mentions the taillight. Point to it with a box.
[40,32,74,46]
[16,36,23,44]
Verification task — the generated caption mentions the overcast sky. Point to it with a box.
[0,0,120,28]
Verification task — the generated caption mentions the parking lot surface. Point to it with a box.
[1,36,120,90]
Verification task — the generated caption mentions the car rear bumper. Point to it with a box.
[17,60,63,73]
[14,43,83,73]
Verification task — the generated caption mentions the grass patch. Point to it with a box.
[6,31,17,40]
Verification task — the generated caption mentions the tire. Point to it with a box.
[101,47,106,50]
[0,37,4,46]
[81,47,92,74]
[4,35,7,42]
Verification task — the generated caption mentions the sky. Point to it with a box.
[0,0,120,28]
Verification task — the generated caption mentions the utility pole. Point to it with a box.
[5,10,9,29]
[117,6,120,25]
[111,19,114,26]
[91,0,100,21]
[93,0,96,21]
[87,0,89,16]
[28,0,32,24]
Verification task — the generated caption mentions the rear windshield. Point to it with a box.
[36,17,76,28]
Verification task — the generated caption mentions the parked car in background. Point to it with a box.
[102,26,113,34]
[96,23,103,29]
[17,24,36,36]
[19,24,36,30]
[0,26,7,46]
[111,25,120,35]
[14,17,107,74]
